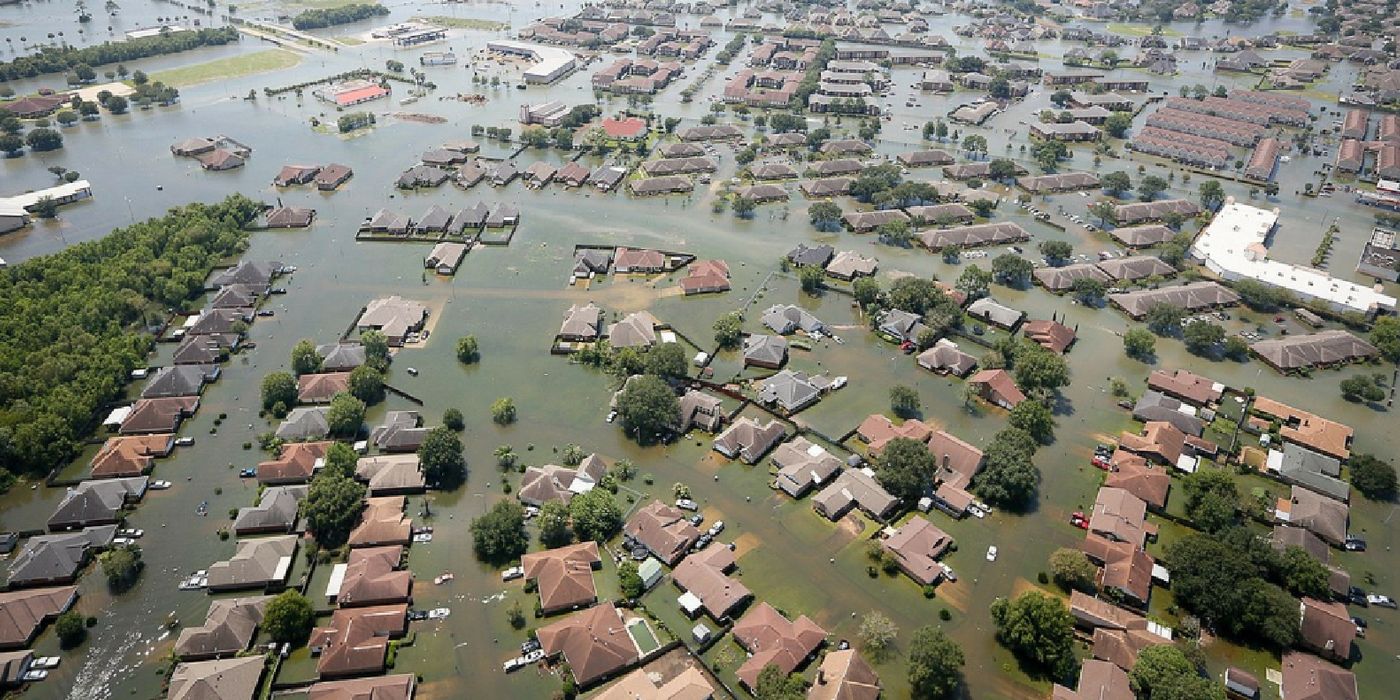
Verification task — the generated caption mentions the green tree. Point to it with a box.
[888,277,945,315]
[808,201,843,229]
[798,265,825,294]
[890,385,921,418]
[327,392,366,437]
[25,127,63,151]
[418,425,466,489]
[1103,112,1132,138]
[0,133,23,156]
[1014,348,1070,394]
[1370,316,1400,363]
[990,591,1077,679]
[304,471,365,548]
[1071,277,1106,304]
[956,265,991,300]
[1124,327,1156,359]
[360,330,390,368]
[714,311,743,349]
[858,610,898,658]
[991,253,1033,287]
[569,488,623,542]
[104,95,128,114]
[1089,200,1117,226]
[471,499,529,564]
[456,335,480,364]
[1049,547,1096,592]
[754,663,806,699]
[1340,375,1385,403]
[1102,171,1131,196]
[988,158,1019,182]
[976,428,1039,510]
[1008,400,1055,444]
[853,277,882,307]
[55,610,86,649]
[491,397,517,425]
[1275,545,1332,599]
[1163,531,1301,648]
[1182,469,1239,533]
[322,441,358,477]
[618,560,644,598]
[347,364,385,404]
[877,219,913,247]
[907,625,964,700]
[443,408,465,431]
[732,196,756,219]
[1145,303,1184,335]
[644,342,688,379]
[1198,180,1226,210]
[1130,645,1224,700]
[1138,175,1168,201]
[875,437,936,503]
[56,109,79,126]
[261,371,297,414]
[539,500,573,548]
[291,338,322,375]
[1224,335,1249,360]
[100,545,143,592]
[1038,240,1072,263]
[616,375,679,442]
[1349,453,1397,500]
[263,590,315,645]
[1183,320,1225,355]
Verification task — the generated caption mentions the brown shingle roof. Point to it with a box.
[732,602,827,690]
[521,541,601,613]
[624,501,700,566]
[309,604,408,678]
[537,603,640,687]
[336,546,411,608]
[0,586,77,649]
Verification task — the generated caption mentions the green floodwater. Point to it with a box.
[1,1,1398,699]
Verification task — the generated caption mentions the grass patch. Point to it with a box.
[1105,23,1182,37]
[335,35,366,46]
[414,15,509,31]
[149,50,302,87]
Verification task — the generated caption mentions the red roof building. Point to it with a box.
[600,117,648,140]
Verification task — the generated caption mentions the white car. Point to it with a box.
[941,563,957,582]
[675,498,698,511]
[1366,594,1397,609]
[428,607,451,619]
[708,521,725,536]
[501,566,524,581]
[30,657,59,670]
[117,528,143,538]
[20,669,46,682]
[986,546,998,562]
[149,480,172,490]
[174,437,194,447]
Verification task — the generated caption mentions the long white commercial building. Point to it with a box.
[1190,199,1396,315]
[486,40,577,85]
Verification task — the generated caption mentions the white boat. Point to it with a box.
[427,607,451,619]
[21,670,46,682]
[433,572,454,585]
[30,657,60,670]
[150,480,172,490]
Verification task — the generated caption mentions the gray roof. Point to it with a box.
[1109,282,1241,318]
[762,305,824,334]
[276,407,331,441]
[713,418,788,464]
[918,222,1029,251]
[48,478,148,530]
[879,309,928,342]
[142,365,216,398]
[233,486,307,535]
[316,344,367,371]
[787,244,834,267]
[1250,331,1378,371]
[174,596,272,659]
[1277,443,1349,502]
[206,535,298,590]
[1096,255,1175,281]
[758,370,822,412]
[208,261,280,289]
[168,656,266,700]
[1132,391,1205,436]
[1033,263,1110,292]
[743,334,788,367]
[7,526,116,587]
[917,340,978,376]
[772,438,844,497]
[967,297,1024,328]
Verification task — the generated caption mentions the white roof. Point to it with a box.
[103,406,133,426]
[678,591,703,614]
[325,562,348,597]
[486,40,575,81]
[1190,200,1396,313]
[0,180,91,210]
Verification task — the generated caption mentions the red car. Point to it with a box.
[1091,455,1111,469]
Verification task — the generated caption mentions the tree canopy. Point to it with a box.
[1130,644,1225,700]
[875,437,935,503]
[304,471,366,548]
[1181,469,1239,533]
[326,392,366,437]
[907,625,965,700]
[1349,453,1397,500]
[1163,530,1300,648]
[0,196,259,483]
[418,425,466,489]
[471,499,529,565]
[990,591,1077,680]
[570,487,623,542]
[975,427,1039,510]
[616,374,679,442]
[263,590,315,645]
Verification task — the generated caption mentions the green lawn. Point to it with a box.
[1105,23,1182,37]
[414,15,509,31]
[149,50,302,87]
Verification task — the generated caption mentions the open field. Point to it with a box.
[148,49,302,87]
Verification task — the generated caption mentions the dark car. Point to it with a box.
[407,609,429,621]
[1350,587,1369,607]
[1345,536,1366,552]
[238,468,256,478]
